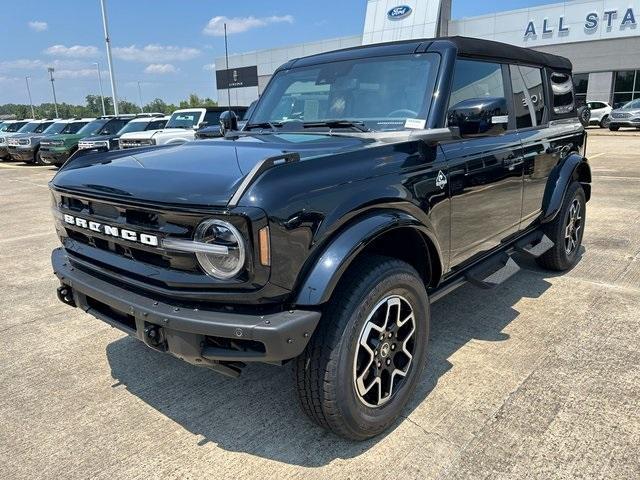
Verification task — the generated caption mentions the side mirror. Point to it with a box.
[219,110,238,136]
[196,121,209,130]
[447,97,508,137]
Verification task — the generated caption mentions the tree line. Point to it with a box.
[0,94,218,119]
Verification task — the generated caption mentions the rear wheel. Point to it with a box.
[537,181,586,271]
[294,255,429,440]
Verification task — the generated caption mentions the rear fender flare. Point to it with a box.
[294,211,441,306]
[541,153,591,223]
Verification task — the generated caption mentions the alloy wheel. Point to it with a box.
[353,295,416,408]
[564,199,582,255]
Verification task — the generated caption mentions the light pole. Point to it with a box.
[93,62,106,116]
[100,0,119,115]
[47,67,59,118]
[25,76,35,119]
[137,81,144,113]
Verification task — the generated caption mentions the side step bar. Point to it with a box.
[465,254,520,289]
[430,230,555,301]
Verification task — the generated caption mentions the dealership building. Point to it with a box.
[215,0,640,108]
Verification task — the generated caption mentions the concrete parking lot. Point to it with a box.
[1,132,638,479]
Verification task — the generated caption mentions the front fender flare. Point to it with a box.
[294,211,440,306]
[541,153,591,223]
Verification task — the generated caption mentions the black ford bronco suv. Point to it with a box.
[50,37,590,440]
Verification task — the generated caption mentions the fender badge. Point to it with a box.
[436,170,447,189]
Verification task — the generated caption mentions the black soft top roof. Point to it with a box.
[284,36,572,72]
[447,36,572,71]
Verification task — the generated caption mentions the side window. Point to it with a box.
[147,120,166,130]
[447,59,509,136]
[448,60,506,108]
[510,65,546,128]
[550,72,575,115]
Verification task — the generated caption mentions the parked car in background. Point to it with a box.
[609,99,640,131]
[39,116,140,166]
[119,107,247,148]
[586,101,612,128]
[0,120,32,159]
[7,119,59,163]
[77,114,168,154]
[194,106,250,139]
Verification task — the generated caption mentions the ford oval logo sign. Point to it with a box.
[388,5,412,20]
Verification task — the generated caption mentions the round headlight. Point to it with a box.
[194,219,245,279]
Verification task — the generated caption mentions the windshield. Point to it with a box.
[76,119,108,136]
[34,122,54,133]
[42,122,68,135]
[117,121,150,135]
[165,111,201,129]
[61,121,89,134]
[249,53,439,132]
[621,99,640,110]
[18,122,41,134]
[5,122,27,132]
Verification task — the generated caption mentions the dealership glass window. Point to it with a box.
[613,70,640,106]
[573,73,589,107]
[510,65,545,128]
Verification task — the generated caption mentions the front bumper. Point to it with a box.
[40,149,71,165]
[52,248,320,372]
[609,117,640,127]
[8,147,35,162]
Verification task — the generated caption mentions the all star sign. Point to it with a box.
[524,7,637,37]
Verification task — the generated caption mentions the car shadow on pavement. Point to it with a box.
[105,263,555,467]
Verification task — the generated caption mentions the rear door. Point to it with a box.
[441,59,525,267]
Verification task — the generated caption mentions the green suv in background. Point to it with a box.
[39,116,135,166]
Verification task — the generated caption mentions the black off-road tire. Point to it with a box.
[35,150,52,166]
[294,255,430,440]
[537,181,586,271]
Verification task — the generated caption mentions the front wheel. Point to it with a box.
[294,255,429,440]
[609,125,620,131]
[35,150,52,166]
[599,115,610,128]
[537,181,586,271]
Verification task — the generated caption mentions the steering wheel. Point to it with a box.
[388,109,418,118]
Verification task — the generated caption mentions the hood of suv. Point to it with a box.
[51,133,368,207]
[80,134,119,142]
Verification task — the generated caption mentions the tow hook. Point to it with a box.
[56,286,76,307]
[143,324,167,351]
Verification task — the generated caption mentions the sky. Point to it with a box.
[0,0,559,106]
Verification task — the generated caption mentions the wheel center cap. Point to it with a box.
[380,342,390,358]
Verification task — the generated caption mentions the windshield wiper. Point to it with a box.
[302,120,371,132]
[244,121,283,131]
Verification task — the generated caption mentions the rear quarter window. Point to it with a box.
[550,72,575,115]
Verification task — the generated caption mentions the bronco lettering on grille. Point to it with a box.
[63,214,159,246]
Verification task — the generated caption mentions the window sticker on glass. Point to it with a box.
[404,118,426,129]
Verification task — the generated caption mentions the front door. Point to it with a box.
[441,59,524,267]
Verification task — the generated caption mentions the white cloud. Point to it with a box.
[113,44,201,63]
[54,69,97,79]
[44,44,100,58]
[0,59,44,70]
[28,21,48,32]
[144,63,178,74]
[202,15,294,36]
[202,63,216,71]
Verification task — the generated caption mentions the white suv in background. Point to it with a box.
[119,108,227,149]
[586,101,613,128]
